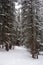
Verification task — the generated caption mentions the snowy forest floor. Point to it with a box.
[0,46,43,65]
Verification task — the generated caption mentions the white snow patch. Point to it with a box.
[0,46,43,65]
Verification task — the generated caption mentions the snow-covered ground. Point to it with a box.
[0,46,43,65]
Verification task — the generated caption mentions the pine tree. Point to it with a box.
[0,0,15,50]
[21,0,40,58]
[21,0,31,46]
[0,0,4,45]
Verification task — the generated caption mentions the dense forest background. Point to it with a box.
[0,0,43,58]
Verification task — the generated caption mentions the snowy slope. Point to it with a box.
[0,46,43,65]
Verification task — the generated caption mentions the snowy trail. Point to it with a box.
[0,46,43,65]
